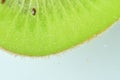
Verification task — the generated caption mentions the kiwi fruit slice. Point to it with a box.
[0,0,120,56]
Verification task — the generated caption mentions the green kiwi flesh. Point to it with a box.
[0,0,120,56]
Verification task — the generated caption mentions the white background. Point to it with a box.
[0,21,120,80]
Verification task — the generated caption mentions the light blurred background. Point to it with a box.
[0,20,120,80]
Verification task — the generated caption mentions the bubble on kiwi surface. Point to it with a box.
[0,0,120,56]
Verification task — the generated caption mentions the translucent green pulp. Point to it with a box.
[0,0,120,56]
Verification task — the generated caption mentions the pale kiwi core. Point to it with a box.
[0,0,120,56]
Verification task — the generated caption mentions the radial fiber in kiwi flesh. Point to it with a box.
[0,0,120,56]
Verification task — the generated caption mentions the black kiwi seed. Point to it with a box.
[1,0,6,4]
[32,8,36,16]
